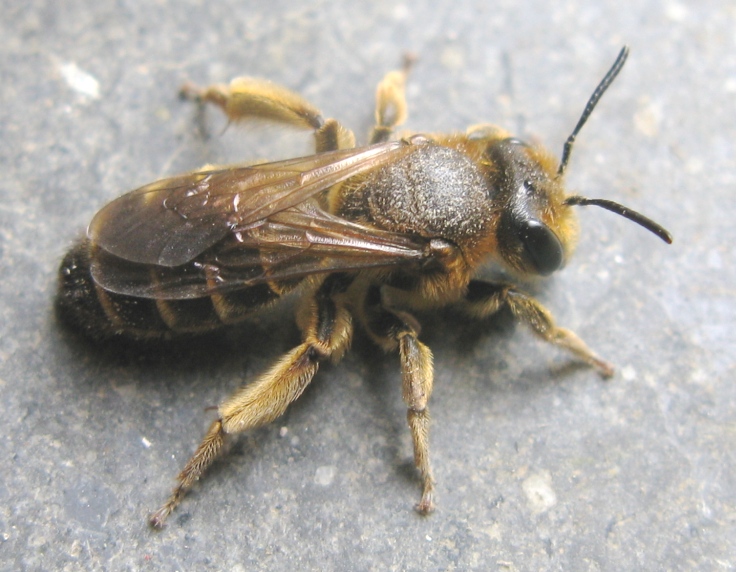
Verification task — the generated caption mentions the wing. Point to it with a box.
[89,200,432,300]
[88,141,410,267]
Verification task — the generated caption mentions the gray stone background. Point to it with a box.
[1,1,734,570]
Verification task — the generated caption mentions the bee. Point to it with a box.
[56,47,672,528]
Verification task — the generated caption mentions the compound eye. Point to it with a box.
[519,220,563,276]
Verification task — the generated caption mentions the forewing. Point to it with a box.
[88,142,407,267]
[90,201,431,299]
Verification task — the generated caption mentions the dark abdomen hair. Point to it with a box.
[56,239,295,340]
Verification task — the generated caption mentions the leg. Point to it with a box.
[149,274,354,528]
[180,77,356,152]
[369,55,415,144]
[361,284,435,513]
[459,280,614,377]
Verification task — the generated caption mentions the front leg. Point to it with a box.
[362,284,435,514]
[459,280,614,377]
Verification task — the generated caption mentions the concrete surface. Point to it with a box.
[1,1,734,570]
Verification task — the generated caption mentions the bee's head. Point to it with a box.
[488,46,671,277]
[487,137,577,276]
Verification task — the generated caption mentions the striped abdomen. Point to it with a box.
[56,239,301,339]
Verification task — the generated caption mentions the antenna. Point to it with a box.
[565,195,673,243]
[557,46,629,177]
[558,48,672,245]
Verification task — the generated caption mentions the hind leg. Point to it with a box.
[181,76,355,152]
[149,273,354,528]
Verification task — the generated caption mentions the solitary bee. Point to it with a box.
[57,47,671,528]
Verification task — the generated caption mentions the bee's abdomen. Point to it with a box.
[56,240,291,339]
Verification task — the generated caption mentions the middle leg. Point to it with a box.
[369,54,415,144]
[361,283,435,514]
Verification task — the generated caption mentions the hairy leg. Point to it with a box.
[180,76,355,152]
[458,280,614,376]
[150,273,354,528]
[361,284,435,513]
